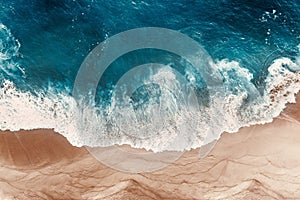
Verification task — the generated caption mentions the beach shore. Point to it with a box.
[0,94,300,200]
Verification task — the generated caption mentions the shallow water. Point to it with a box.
[0,0,299,151]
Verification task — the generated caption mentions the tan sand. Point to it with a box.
[0,94,299,199]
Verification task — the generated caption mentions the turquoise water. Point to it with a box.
[0,0,299,151]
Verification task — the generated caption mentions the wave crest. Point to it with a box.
[1,54,299,152]
[1,23,300,152]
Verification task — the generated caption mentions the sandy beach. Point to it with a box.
[1,0,300,199]
[0,94,299,200]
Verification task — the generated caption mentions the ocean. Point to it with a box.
[0,0,299,152]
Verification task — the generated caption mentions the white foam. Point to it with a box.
[0,24,24,77]
[0,22,300,152]
[1,54,299,152]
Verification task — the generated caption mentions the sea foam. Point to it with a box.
[0,23,300,152]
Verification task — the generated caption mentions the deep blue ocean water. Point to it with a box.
[0,0,300,151]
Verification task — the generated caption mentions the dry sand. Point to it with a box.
[0,94,300,200]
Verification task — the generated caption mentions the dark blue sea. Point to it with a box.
[0,0,299,151]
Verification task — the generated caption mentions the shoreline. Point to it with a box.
[0,94,299,199]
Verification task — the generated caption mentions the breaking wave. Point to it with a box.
[1,24,299,152]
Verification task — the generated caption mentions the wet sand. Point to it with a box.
[0,94,299,199]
